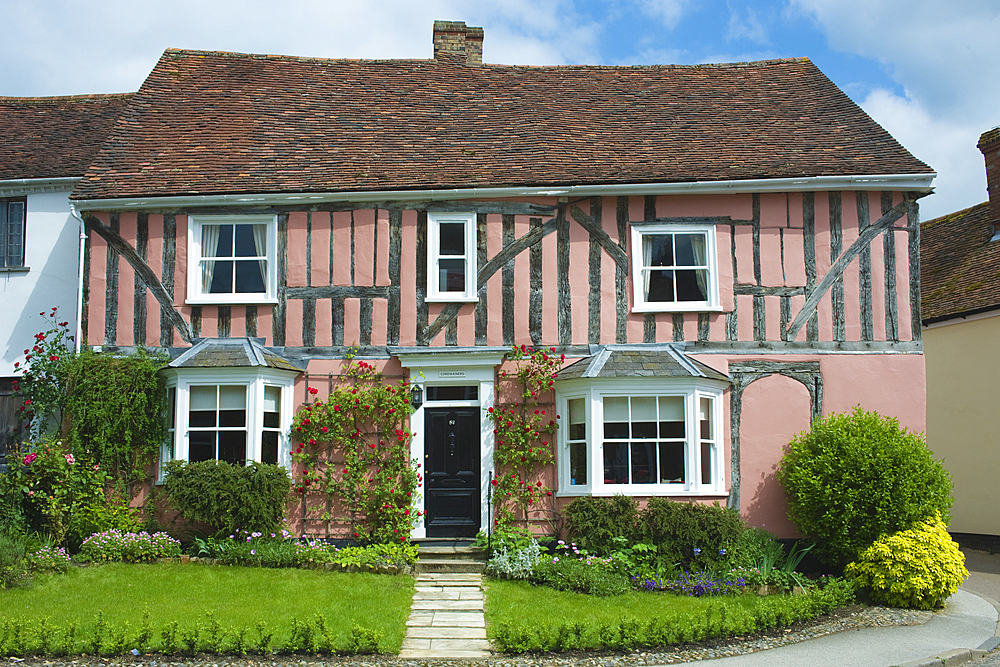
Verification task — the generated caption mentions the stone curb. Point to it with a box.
[894,648,987,667]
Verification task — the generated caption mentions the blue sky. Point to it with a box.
[2,0,997,220]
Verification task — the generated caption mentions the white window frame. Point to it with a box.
[555,378,726,497]
[630,223,720,312]
[427,211,478,302]
[187,215,278,305]
[158,367,296,481]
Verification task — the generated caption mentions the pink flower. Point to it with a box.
[64,454,75,465]
[23,452,37,466]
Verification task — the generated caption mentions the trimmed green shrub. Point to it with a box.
[777,406,952,567]
[637,498,744,572]
[0,533,27,589]
[160,460,292,536]
[845,513,967,610]
[563,495,638,554]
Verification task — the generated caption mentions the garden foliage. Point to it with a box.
[78,531,182,564]
[777,406,953,567]
[486,540,542,580]
[196,531,418,569]
[488,345,560,531]
[489,577,856,653]
[160,460,292,537]
[845,513,968,610]
[290,361,419,543]
[563,495,743,571]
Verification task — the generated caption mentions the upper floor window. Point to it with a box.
[630,224,719,312]
[0,198,26,269]
[187,215,277,304]
[427,212,477,302]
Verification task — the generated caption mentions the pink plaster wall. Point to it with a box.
[739,373,811,537]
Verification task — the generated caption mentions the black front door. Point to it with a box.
[425,408,481,538]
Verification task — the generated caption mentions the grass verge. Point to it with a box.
[0,563,413,656]
[485,578,855,653]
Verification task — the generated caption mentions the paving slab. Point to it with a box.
[406,626,488,639]
[397,649,492,658]
[412,599,484,610]
[427,611,486,626]
[414,590,463,600]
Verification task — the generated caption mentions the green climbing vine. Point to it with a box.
[488,345,561,531]
[290,361,420,543]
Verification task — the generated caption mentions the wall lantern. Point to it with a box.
[410,384,424,409]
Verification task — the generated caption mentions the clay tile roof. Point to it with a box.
[0,94,133,181]
[920,202,1000,323]
[72,49,930,201]
[557,346,728,382]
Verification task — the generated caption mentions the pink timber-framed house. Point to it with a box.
[69,21,934,539]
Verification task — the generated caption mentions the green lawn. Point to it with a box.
[0,563,413,654]
[484,578,855,652]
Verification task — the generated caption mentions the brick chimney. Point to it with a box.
[978,127,1000,231]
[433,20,483,66]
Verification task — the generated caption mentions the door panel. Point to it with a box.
[425,408,480,537]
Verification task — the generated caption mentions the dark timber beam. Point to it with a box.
[84,213,193,344]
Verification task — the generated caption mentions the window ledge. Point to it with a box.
[0,266,29,273]
[185,297,279,306]
[425,296,480,304]
[631,304,722,314]
[557,489,727,498]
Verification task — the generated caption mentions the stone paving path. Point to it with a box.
[399,572,492,658]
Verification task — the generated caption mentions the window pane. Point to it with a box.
[701,441,713,485]
[263,411,280,429]
[630,397,656,438]
[603,442,628,484]
[659,396,684,421]
[569,442,587,485]
[208,260,234,293]
[659,442,685,483]
[190,386,217,410]
[426,385,478,401]
[234,224,262,257]
[439,259,466,292]
[439,222,466,255]
[190,432,215,461]
[631,442,656,483]
[218,431,247,464]
[235,261,266,293]
[568,398,586,440]
[263,386,281,413]
[675,269,707,301]
[674,233,701,266]
[213,224,234,257]
[659,421,685,438]
[219,409,246,428]
[167,387,176,429]
[643,234,672,267]
[646,270,674,302]
[603,397,629,422]
[700,397,713,440]
[262,431,278,464]
[219,386,246,410]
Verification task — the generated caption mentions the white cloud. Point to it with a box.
[726,3,769,45]
[860,88,988,220]
[634,0,691,28]
[788,0,1000,216]
[0,0,600,96]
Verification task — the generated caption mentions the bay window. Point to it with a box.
[557,379,725,496]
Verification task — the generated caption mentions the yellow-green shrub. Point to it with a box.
[845,513,967,610]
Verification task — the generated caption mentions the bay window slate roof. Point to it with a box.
[557,346,729,382]
[921,202,1000,322]
[0,94,133,181]
[168,337,304,372]
[72,49,929,201]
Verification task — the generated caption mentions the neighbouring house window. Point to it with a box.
[187,215,276,304]
[630,225,719,312]
[557,382,724,496]
[161,373,293,474]
[427,212,477,302]
[0,198,26,269]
